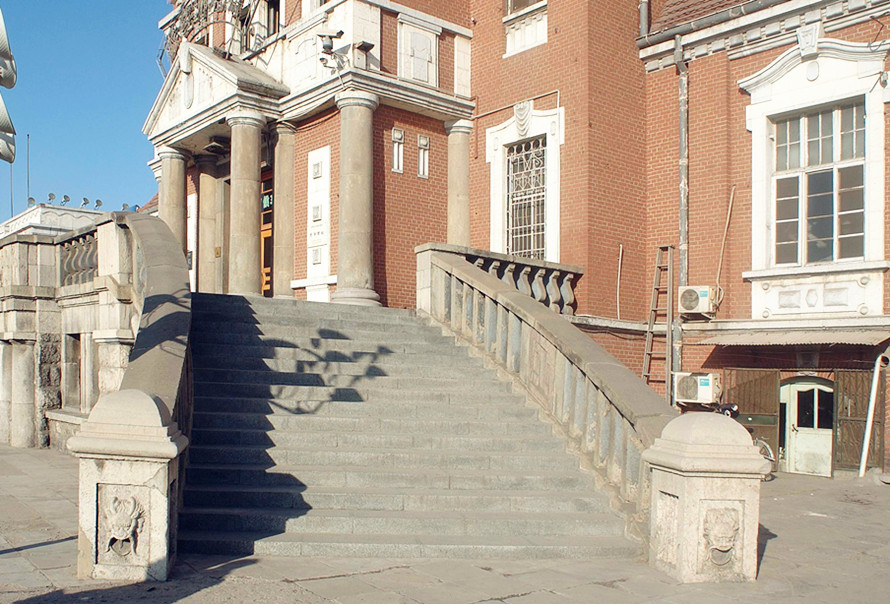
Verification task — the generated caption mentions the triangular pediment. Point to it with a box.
[143,42,289,140]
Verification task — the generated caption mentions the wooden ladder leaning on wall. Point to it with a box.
[642,245,674,406]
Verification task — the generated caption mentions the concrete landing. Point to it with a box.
[2,445,890,603]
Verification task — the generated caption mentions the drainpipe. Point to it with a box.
[673,35,689,389]
[639,0,650,38]
[859,351,890,477]
[676,35,689,288]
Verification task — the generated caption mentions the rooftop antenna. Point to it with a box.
[121,203,130,211]
[47,192,55,203]
[80,197,89,207]
[61,195,69,205]
[94,199,102,209]
[25,133,28,200]
[26,196,34,207]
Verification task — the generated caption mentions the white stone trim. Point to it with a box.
[290,274,338,289]
[485,102,564,262]
[740,35,887,318]
[503,2,547,58]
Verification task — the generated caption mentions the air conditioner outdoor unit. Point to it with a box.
[678,285,717,315]
[673,372,722,405]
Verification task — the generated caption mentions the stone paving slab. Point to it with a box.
[2,445,890,603]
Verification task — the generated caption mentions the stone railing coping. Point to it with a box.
[416,242,585,275]
[114,213,191,420]
[431,252,676,446]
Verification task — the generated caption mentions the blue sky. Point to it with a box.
[0,1,172,222]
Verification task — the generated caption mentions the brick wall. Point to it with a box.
[372,106,448,308]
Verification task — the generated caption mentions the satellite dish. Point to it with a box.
[121,203,130,211]
[0,8,13,62]
[95,199,102,208]
[61,195,70,205]
[133,204,140,212]
[80,197,89,207]
[48,193,56,202]
[27,196,34,206]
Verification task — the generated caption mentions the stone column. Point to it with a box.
[195,155,219,293]
[9,339,36,448]
[331,90,380,306]
[0,341,10,445]
[445,119,473,246]
[158,147,188,253]
[226,110,266,295]
[272,122,297,298]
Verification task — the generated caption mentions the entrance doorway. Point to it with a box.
[261,173,273,297]
[780,378,834,477]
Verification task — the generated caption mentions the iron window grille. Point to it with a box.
[506,136,546,259]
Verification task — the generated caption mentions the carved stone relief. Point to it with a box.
[98,484,149,565]
[699,503,742,574]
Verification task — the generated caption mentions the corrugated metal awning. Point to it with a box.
[693,330,890,346]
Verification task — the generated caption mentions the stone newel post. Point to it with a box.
[642,413,770,583]
[68,390,187,581]
[332,89,380,306]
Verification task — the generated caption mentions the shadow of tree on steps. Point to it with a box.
[182,293,395,556]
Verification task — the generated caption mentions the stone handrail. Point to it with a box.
[58,229,98,286]
[416,248,678,540]
[68,213,191,581]
[416,243,583,316]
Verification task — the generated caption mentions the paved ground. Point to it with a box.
[2,445,890,603]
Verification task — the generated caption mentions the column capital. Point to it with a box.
[157,146,189,161]
[193,154,217,170]
[226,110,266,129]
[335,89,379,111]
[445,119,474,135]
[274,120,298,135]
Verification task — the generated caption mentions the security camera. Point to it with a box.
[316,29,343,54]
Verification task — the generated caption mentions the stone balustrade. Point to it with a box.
[68,213,191,581]
[416,247,677,542]
[59,229,98,286]
[415,243,583,316]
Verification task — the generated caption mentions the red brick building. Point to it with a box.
[146,0,890,477]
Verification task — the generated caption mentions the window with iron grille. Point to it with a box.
[506,136,546,259]
[773,101,865,265]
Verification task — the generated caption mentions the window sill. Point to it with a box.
[742,260,890,281]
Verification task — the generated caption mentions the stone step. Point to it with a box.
[191,412,551,436]
[190,329,450,348]
[189,428,565,453]
[191,397,536,420]
[190,354,485,374]
[186,445,579,472]
[192,382,517,402]
[192,369,512,393]
[177,531,639,560]
[193,315,443,336]
[186,463,597,491]
[192,293,418,322]
[179,508,623,537]
[189,339,472,360]
[181,485,610,514]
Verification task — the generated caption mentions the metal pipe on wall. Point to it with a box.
[639,0,650,38]
[675,35,689,289]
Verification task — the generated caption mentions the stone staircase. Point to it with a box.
[178,293,638,559]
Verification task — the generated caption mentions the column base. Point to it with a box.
[331,287,381,306]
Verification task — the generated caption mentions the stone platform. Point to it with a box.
[2,445,890,603]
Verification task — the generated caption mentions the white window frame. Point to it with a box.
[417,134,429,179]
[486,102,564,262]
[771,102,866,266]
[392,128,404,173]
[740,33,887,274]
